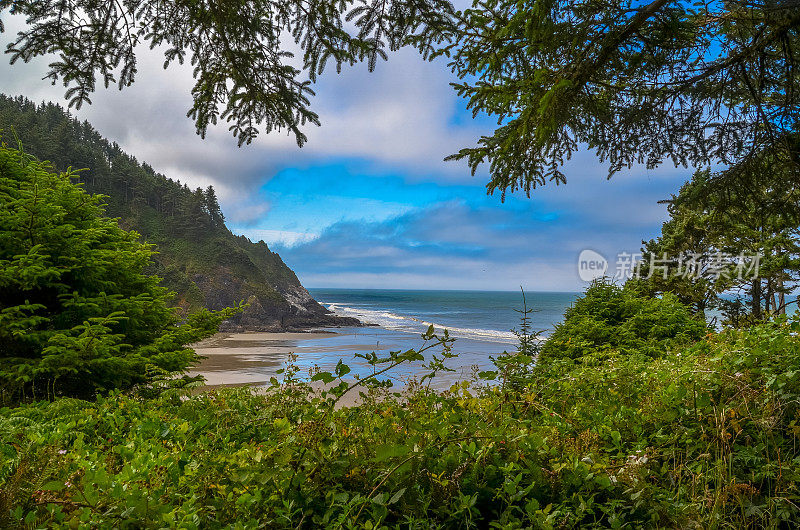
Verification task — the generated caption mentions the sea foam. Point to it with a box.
[325,303,523,345]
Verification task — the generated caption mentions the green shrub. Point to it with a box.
[3,318,800,527]
[0,143,236,404]
[539,280,708,365]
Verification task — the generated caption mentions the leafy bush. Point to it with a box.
[3,318,800,528]
[0,143,237,404]
[538,280,708,365]
[480,292,540,392]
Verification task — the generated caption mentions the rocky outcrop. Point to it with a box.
[221,294,362,332]
[188,267,361,332]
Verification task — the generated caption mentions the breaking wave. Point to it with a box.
[325,303,525,345]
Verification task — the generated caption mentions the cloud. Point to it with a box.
[236,228,319,247]
[226,203,272,227]
[0,14,489,192]
[274,188,676,291]
[0,12,695,292]
[0,13,693,204]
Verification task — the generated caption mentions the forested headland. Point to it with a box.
[0,95,358,331]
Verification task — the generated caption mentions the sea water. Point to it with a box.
[305,289,579,386]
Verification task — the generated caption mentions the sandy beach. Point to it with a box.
[191,331,339,386]
[189,330,422,406]
[189,329,418,386]
[189,323,512,394]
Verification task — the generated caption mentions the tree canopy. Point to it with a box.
[538,279,707,365]
[4,1,800,196]
[635,159,800,324]
[0,0,456,147]
[0,141,236,404]
[446,0,800,196]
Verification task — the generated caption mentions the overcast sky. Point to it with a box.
[0,14,693,291]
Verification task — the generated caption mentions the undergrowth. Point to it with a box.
[2,315,800,528]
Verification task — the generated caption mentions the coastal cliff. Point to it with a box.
[0,94,359,331]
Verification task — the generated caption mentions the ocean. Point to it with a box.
[306,289,579,386]
[193,289,580,389]
[311,289,578,343]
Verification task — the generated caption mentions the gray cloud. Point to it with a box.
[1,13,695,290]
[0,13,691,208]
[0,15,490,197]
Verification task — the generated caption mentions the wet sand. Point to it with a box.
[189,331,414,406]
[191,332,335,386]
[190,331,409,383]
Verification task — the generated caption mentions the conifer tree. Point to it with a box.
[204,186,225,227]
[0,141,236,404]
[444,0,800,196]
[634,161,800,324]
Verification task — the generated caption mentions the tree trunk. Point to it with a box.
[778,275,786,315]
[752,279,762,319]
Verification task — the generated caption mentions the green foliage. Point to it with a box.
[443,0,800,196]
[0,95,329,328]
[0,0,456,146]
[539,280,708,365]
[3,317,800,527]
[636,164,800,325]
[480,289,540,392]
[0,142,236,404]
[5,2,800,198]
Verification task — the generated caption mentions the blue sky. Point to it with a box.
[0,15,694,291]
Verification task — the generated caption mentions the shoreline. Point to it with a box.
[192,330,340,349]
[217,312,375,334]
[190,329,411,386]
[190,331,342,386]
[189,329,413,407]
[189,324,513,392]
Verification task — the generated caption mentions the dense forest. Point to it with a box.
[0,95,356,330]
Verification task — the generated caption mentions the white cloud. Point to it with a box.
[234,228,319,247]
[226,203,272,226]
[0,12,693,291]
[275,196,674,291]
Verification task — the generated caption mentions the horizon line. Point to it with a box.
[305,287,583,293]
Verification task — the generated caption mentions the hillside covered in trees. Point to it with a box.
[0,94,357,330]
